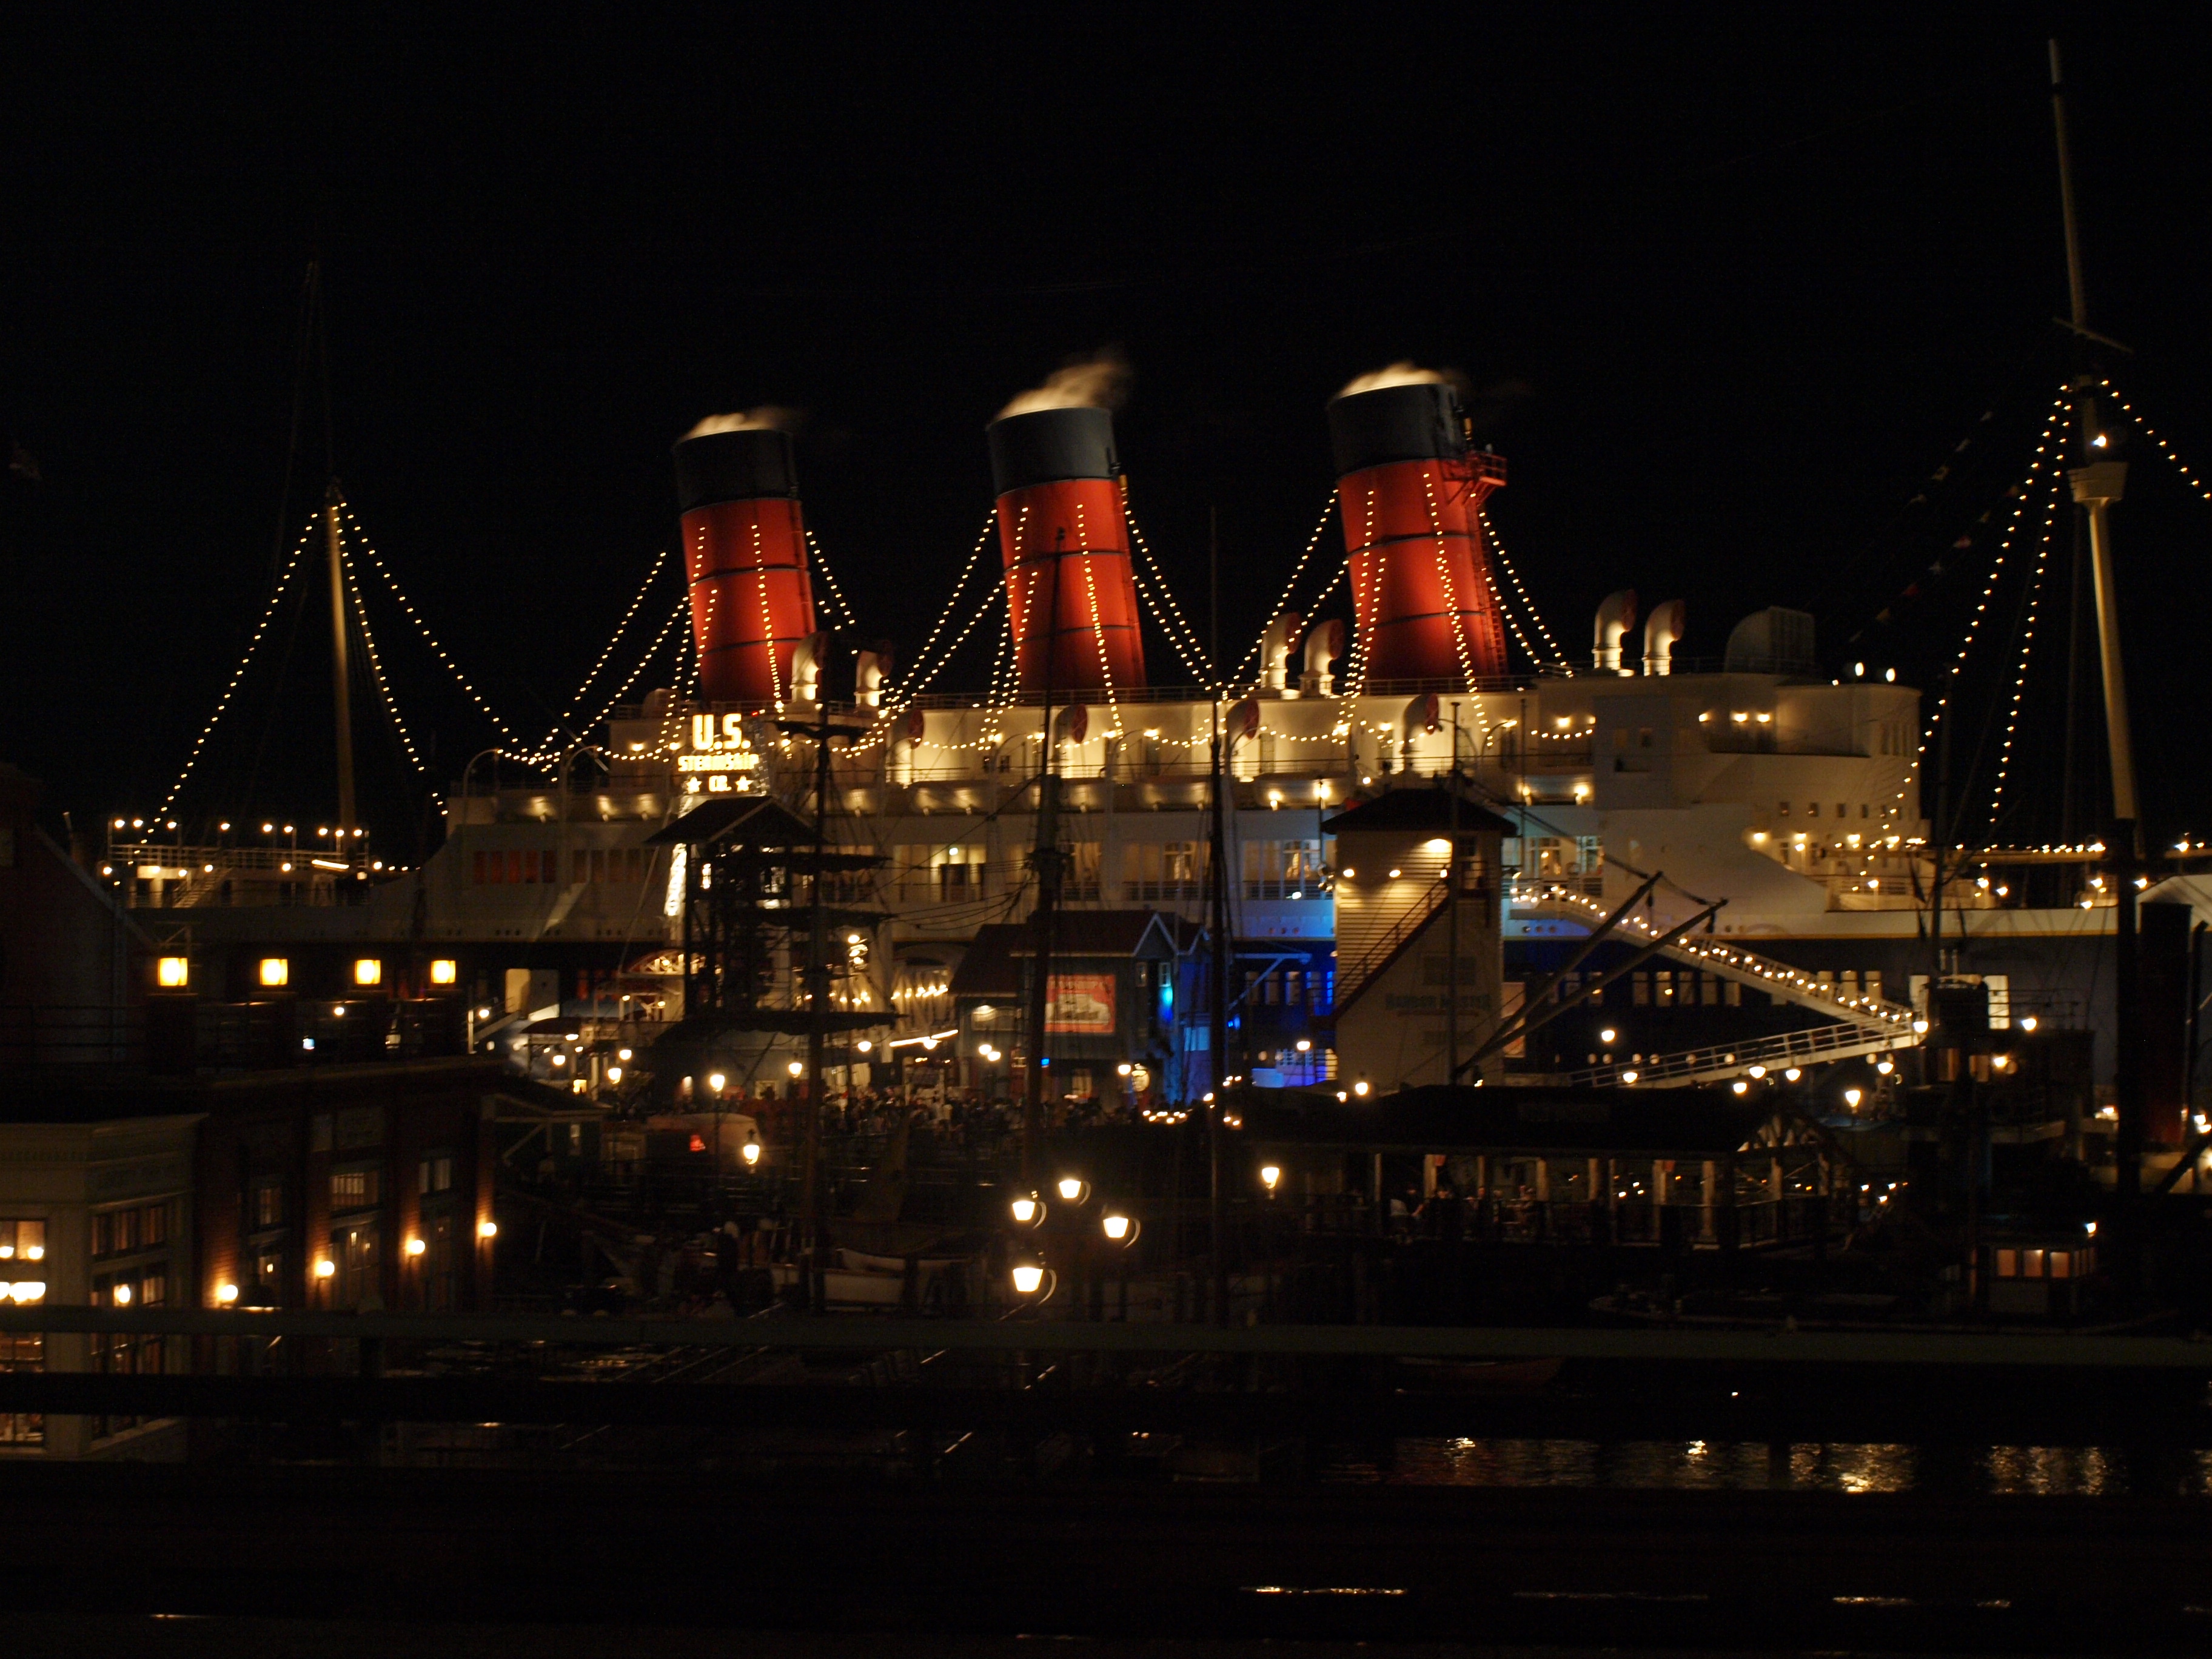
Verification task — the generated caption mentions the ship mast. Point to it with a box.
[325,481,357,836]
[2049,38,2147,1210]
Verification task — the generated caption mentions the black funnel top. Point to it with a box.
[1326,381,1464,477]
[674,427,799,513]
[987,406,1119,496]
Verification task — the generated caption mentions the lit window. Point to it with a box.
[429,959,458,985]
[330,1168,380,1212]
[156,956,189,989]
[353,959,383,987]
[258,957,289,988]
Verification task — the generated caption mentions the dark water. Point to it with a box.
[1322,1436,2212,1496]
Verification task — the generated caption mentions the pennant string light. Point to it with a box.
[1983,461,2063,834]
[892,513,997,702]
[341,504,519,745]
[525,595,691,766]
[1122,505,1213,685]
[1893,384,2069,819]
[803,527,863,632]
[158,511,320,817]
[1478,504,1571,675]
[1230,495,1340,686]
[340,542,427,775]
[2103,380,2212,508]
[538,548,671,751]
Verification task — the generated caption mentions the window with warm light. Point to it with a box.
[429,959,458,985]
[353,958,383,987]
[330,1167,380,1213]
[156,956,190,988]
[258,957,289,988]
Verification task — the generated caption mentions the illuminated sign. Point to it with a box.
[1045,974,1116,1033]
[680,712,764,796]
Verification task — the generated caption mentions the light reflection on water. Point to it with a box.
[1322,1440,2212,1496]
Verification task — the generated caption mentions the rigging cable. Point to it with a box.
[1478,503,1573,674]
[803,528,862,632]
[1980,452,2068,837]
[340,502,520,748]
[1893,384,2070,820]
[2105,380,2212,508]
[158,511,320,818]
[529,595,695,765]
[890,512,997,703]
[535,547,672,752]
[338,541,427,774]
[1228,495,1340,686]
[1122,506,1213,683]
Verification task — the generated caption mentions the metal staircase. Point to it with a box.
[1517,885,1920,1037]
[1332,879,1449,1017]
[1539,1019,1919,1090]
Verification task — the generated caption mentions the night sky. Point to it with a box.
[4,8,2207,855]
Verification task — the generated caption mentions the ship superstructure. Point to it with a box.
[97,361,2212,1139]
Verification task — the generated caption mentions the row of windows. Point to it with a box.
[1994,1245,2094,1280]
[250,1151,454,1230]
[1777,801,1897,820]
[1237,965,1332,1011]
[471,847,655,886]
[0,1218,47,1263]
[92,1201,174,1259]
[331,1168,380,1212]
[0,1332,41,1446]
[94,1268,167,1309]
[1552,967,1886,1010]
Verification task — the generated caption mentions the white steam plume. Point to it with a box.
[683,406,796,439]
[995,350,1130,421]
[1335,361,1449,399]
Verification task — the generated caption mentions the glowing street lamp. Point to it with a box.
[1259,1164,1282,1193]
[742,1133,763,1167]
[1056,1176,1090,1204]
[1010,1195,1045,1227]
[1101,1213,1138,1244]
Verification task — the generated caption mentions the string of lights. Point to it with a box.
[524,595,691,765]
[892,563,1013,708]
[752,520,786,710]
[803,527,863,631]
[538,547,671,749]
[1984,460,2066,832]
[1073,499,1122,734]
[338,544,427,774]
[984,583,1016,717]
[1894,384,2069,817]
[1229,495,1340,685]
[1128,540,1214,685]
[1422,470,1483,697]
[1477,504,1572,675]
[892,512,998,700]
[341,503,520,745]
[682,581,712,702]
[2103,380,2212,508]
[156,511,320,817]
[1535,886,1911,1026]
[1122,505,1213,683]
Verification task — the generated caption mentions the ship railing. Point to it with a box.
[1518,885,1919,1034]
[110,842,371,874]
[1533,1019,1919,1090]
